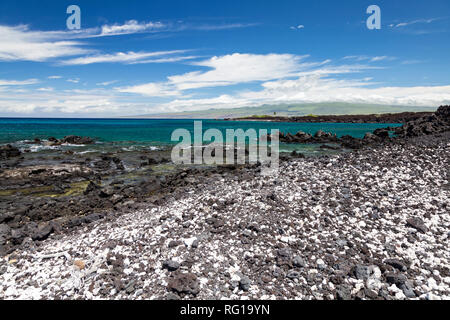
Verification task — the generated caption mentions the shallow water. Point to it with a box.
[0,118,401,155]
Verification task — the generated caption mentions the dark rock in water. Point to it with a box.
[167,273,200,296]
[279,129,338,144]
[319,144,341,150]
[314,130,338,141]
[363,132,381,143]
[340,135,363,149]
[61,135,94,145]
[0,144,21,159]
[336,285,352,300]
[290,151,305,158]
[294,131,312,142]
[385,259,408,272]
[239,276,251,291]
[163,260,180,272]
[406,217,428,233]
[373,128,390,139]
[314,130,328,139]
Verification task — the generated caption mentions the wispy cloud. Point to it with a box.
[116,53,322,96]
[128,55,201,65]
[96,80,118,86]
[98,20,165,37]
[343,55,396,63]
[290,25,305,30]
[0,78,39,86]
[117,83,181,97]
[169,53,316,90]
[0,25,91,62]
[0,20,256,63]
[390,18,441,28]
[48,75,62,79]
[401,59,424,65]
[188,23,259,31]
[60,50,192,65]
[37,87,54,92]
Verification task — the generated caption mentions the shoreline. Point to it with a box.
[0,106,449,300]
[225,111,434,124]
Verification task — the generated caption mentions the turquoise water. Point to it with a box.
[0,118,401,153]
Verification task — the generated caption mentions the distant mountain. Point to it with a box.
[123,102,437,119]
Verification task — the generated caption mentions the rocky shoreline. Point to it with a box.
[228,111,434,124]
[275,105,450,150]
[0,106,449,300]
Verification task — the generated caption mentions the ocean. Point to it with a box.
[0,118,401,154]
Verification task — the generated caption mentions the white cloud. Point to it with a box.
[48,75,62,79]
[96,80,118,86]
[128,55,200,65]
[370,56,394,62]
[1,50,449,116]
[290,25,305,30]
[0,88,131,115]
[157,75,450,112]
[67,78,80,83]
[168,53,314,90]
[401,60,424,65]
[99,20,165,37]
[117,83,181,97]
[190,23,259,31]
[391,18,440,28]
[60,50,192,65]
[37,87,54,92]
[0,25,91,62]
[343,55,396,62]
[119,54,367,97]
[0,20,256,63]
[117,53,318,95]
[0,78,39,86]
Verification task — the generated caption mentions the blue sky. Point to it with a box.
[0,0,449,117]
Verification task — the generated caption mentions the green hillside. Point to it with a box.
[123,102,437,119]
